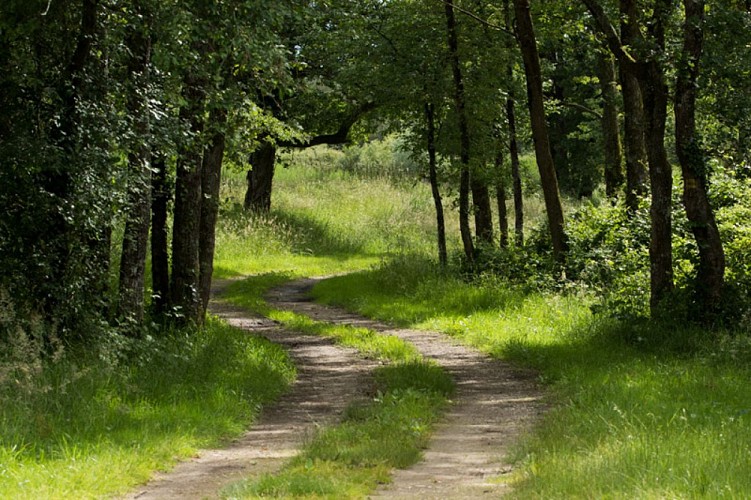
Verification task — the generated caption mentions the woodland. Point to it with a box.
[1,0,751,497]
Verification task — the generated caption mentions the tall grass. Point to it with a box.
[214,150,452,278]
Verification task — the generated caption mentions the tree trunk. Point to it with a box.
[504,0,523,246]
[598,51,624,199]
[170,71,205,325]
[582,0,674,312]
[675,0,725,316]
[425,102,447,266]
[641,1,675,311]
[151,155,170,316]
[619,0,648,211]
[472,180,494,245]
[444,0,475,262]
[513,0,568,261]
[244,141,276,212]
[507,97,524,246]
[198,108,227,316]
[118,9,152,324]
[496,151,509,248]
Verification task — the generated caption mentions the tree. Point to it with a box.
[445,0,476,262]
[513,0,568,261]
[674,0,725,316]
[118,1,153,325]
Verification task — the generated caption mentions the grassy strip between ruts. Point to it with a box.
[220,275,454,498]
[311,257,751,498]
[0,319,295,499]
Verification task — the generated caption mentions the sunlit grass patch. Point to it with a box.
[0,319,295,499]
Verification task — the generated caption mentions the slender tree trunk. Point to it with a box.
[619,0,648,211]
[198,108,227,317]
[598,51,624,199]
[118,9,152,324]
[244,142,276,212]
[425,102,447,266]
[170,71,205,324]
[472,180,494,245]
[445,0,475,262]
[151,155,170,315]
[641,1,675,311]
[496,151,509,248]
[505,0,523,246]
[513,0,568,261]
[507,97,524,246]
[675,0,725,316]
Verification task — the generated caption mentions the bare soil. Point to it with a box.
[126,277,546,499]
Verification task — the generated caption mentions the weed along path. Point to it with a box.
[126,280,378,499]
[266,278,547,498]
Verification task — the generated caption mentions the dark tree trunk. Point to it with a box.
[583,0,674,313]
[505,0,523,246]
[244,141,276,213]
[675,0,725,316]
[151,155,170,315]
[472,180,494,245]
[598,51,624,199]
[514,0,568,261]
[641,0,675,311]
[619,0,649,211]
[507,97,524,246]
[445,0,475,262]
[118,8,152,324]
[198,108,227,316]
[170,71,205,325]
[496,151,509,248]
[425,102,448,267]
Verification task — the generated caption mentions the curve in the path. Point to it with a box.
[266,278,547,499]
[125,280,377,500]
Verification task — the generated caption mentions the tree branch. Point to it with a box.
[437,0,516,38]
[278,102,376,148]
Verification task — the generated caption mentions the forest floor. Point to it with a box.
[127,277,546,499]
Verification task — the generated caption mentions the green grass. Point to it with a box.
[311,256,751,498]
[0,319,295,498]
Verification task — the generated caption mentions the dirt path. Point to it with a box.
[127,276,546,499]
[266,279,547,498]
[125,280,378,499]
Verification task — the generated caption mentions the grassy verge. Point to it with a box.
[0,319,295,498]
[220,275,454,498]
[312,257,751,498]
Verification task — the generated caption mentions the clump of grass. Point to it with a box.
[311,256,751,498]
[0,319,295,498]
